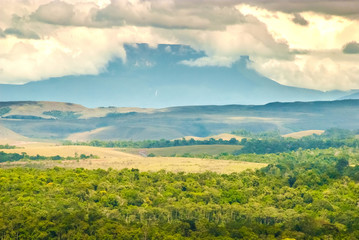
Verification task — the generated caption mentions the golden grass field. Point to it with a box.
[282,130,324,138]
[0,141,266,173]
[180,133,244,141]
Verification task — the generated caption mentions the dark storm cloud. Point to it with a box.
[243,0,359,18]
[343,41,359,54]
[292,13,309,26]
[4,28,40,39]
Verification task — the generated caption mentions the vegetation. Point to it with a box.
[0,151,97,163]
[0,144,16,149]
[106,112,138,118]
[63,138,240,149]
[3,115,44,119]
[2,128,359,239]
[236,128,359,155]
[142,145,243,157]
[0,107,11,116]
[236,137,359,155]
[160,147,359,165]
[64,129,359,157]
[43,111,81,120]
[0,149,359,239]
[231,129,281,139]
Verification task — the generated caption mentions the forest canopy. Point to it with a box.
[1,148,359,239]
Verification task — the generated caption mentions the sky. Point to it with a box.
[1,0,359,91]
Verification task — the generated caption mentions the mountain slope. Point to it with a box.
[0,125,28,141]
[340,91,359,100]
[0,44,354,108]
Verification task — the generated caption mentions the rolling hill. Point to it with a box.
[0,100,358,141]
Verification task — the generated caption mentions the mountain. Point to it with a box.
[0,100,358,141]
[339,91,359,100]
[0,44,354,108]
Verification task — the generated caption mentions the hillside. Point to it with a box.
[0,100,358,140]
[0,125,28,141]
[340,92,359,100]
[282,130,325,138]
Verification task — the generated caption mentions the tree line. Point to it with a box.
[63,129,359,156]
[236,136,359,154]
[63,137,241,149]
[0,144,16,149]
[0,151,97,163]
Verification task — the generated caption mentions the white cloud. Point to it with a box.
[0,26,168,84]
[181,56,234,67]
[250,53,359,91]
[154,21,292,65]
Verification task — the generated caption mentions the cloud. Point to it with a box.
[237,4,359,50]
[0,26,168,84]
[343,41,359,54]
[160,20,292,67]
[29,0,246,30]
[0,0,291,84]
[32,1,75,25]
[181,56,234,67]
[234,4,359,90]
[31,0,104,27]
[240,0,359,18]
[292,13,309,26]
[249,53,359,91]
[0,0,359,92]
[134,59,155,68]
[95,0,246,30]
[0,28,5,38]
[4,28,40,39]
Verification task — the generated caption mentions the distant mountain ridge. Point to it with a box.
[0,44,355,108]
[339,91,359,100]
[0,99,358,141]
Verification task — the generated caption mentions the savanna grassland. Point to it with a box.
[0,143,264,173]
